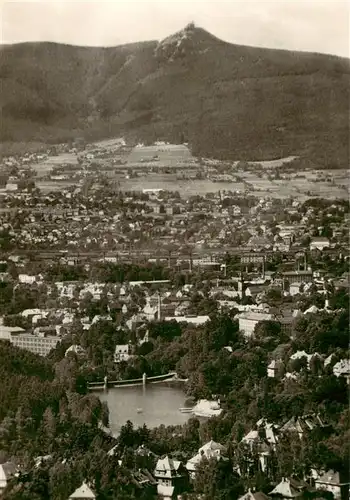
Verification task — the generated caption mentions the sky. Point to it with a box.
[1,0,349,57]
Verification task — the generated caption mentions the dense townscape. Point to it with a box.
[0,133,349,500]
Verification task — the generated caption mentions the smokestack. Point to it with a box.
[157,291,161,321]
[304,252,307,271]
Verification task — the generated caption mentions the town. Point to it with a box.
[0,136,349,500]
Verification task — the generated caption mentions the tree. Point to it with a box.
[194,457,244,500]
[288,356,308,373]
[119,420,137,449]
[254,321,282,340]
[265,287,283,304]
[41,407,57,451]
[48,462,77,500]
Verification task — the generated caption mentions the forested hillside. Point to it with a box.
[1,23,349,164]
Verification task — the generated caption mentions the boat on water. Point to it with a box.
[136,408,143,414]
[179,407,193,413]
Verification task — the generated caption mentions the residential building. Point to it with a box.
[310,237,330,251]
[267,359,284,378]
[132,469,157,495]
[314,470,350,500]
[241,419,279,449]
[68,482,96,499]
[333,359,350,384]
[238,490,269,500]
[289,283,303,296]
[0,462,17,496]
[0,318,25,340]
[114,343,133,363]
[154,456,188,499]
[18,274,36,284]
[269,478,305,499]
[65,344,86,358]
[280,414,326,439]
[241,419,279,472]
[246,236,272,251]
[186,440,226,478]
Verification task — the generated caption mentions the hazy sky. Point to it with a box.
[1,0,349,57]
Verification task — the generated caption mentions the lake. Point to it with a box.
[96,384,192,436]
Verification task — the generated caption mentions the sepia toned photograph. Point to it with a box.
[0,1,349,499]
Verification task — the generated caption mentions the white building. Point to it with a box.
[164,315,210,325]
[333,359,350,383]
[192,400,223,418]
[18,274,36,284]
[314,470,350,500]
[10,333,60,357]
[238,490,269,500]
[267,359,283,378]
[310,237,330,251]
[0,462,17,495]
[154,456,186,499]
[114,344,133,363]
[186,440,226,478]
[5,182,18,191]
[238,311,273,338]
[69,482,96,499]
[241,419,279,448]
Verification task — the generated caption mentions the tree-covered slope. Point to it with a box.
[1,23,349,163]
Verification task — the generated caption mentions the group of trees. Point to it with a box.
[0,341,151,499]
[45,262,172,284]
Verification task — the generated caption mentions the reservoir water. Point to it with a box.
[97,384,192,436]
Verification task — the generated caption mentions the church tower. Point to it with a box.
[238,271,245,299]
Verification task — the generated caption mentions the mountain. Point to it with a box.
[1,23,349,164]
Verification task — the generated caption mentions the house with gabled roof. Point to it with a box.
[239,489,269,500]
[267,359,284,378]
[240,418,280,473]
[185,440,227,478]
[132,469,157,494]
[269,478,308,499]
[333,359,350,384]
[154,456,188,499]
[241,419,279,448]
[68,481,96,499]
[310,237,330,252]
[280,414,326,439]
[0,462,17,496]
[313,469,350,500]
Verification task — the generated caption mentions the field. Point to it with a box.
[127,144,193,167]
[20,141,349,200]
[247,156,299,168]
[120,175,246,197]
[31,153,78,178]
[238,169,349,199]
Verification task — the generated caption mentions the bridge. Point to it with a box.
[88,372,179,390]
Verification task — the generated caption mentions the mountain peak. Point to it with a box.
[155,23,222,62]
